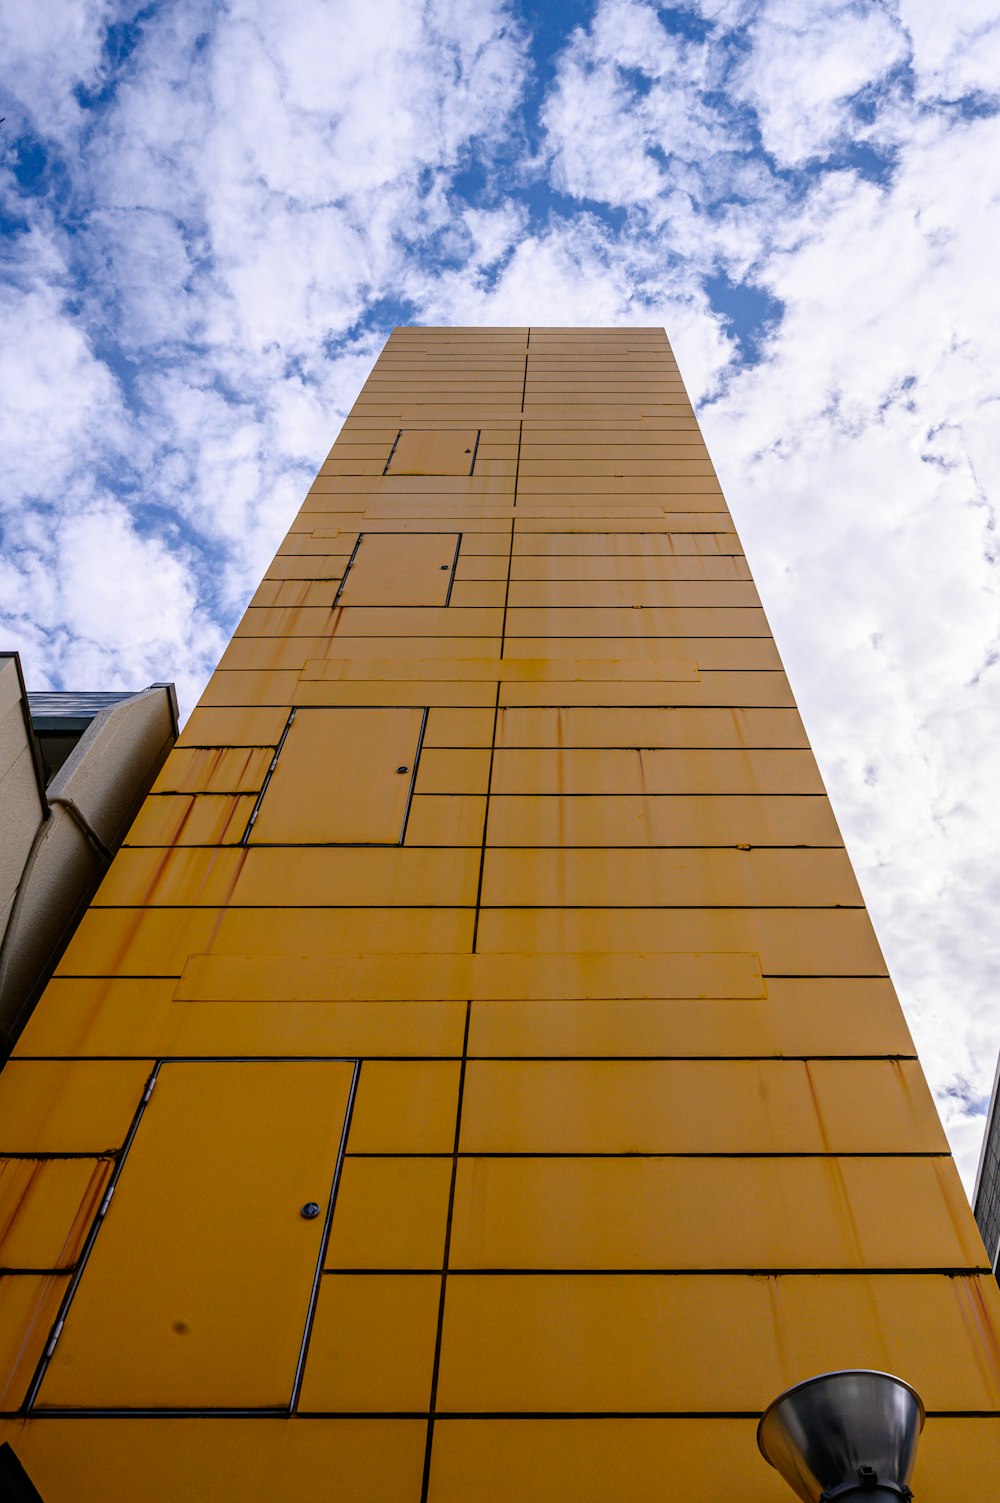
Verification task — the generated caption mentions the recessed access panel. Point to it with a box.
[385,430,478,475]
[249,707,425,845]
[35,1060,354,1411]
[337,532,460,607]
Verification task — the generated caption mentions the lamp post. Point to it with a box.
[757,1370,925,1503]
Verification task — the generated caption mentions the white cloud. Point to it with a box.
[734,1,908,166]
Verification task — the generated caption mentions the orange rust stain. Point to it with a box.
[953,1277,1000,1399]
[802,1061,833,1154]
[0,1161,46,1262]
[762,1274,792,1377]
[933,1160,988,1265]
[219,800,250,843]
[54,1159,112,1269]
[820,1157,865,1264]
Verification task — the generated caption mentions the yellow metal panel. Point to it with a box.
[348,1062,460,1152]
[423,707,496,746]
[386,430,479,474]
[58,906,474,978]
[249,707,423,845]
[506,637,782,668]
[459,1059,945,1154]
[414,747,492,795]
[326,1158,452,1268]
[94,846,480,909]
[486,794,841,847]
[0,1158,112,1270]
[437,1272,1000,1413]
[512,532,740,556]
[495,707,807,748]
[124,794,256,847]
[233,604,501,639]
[294,679,498,709]
[475,906,886,975]
[427,1418,789,1503]
[446,580,507,607]
[337,532,460,606]
[404,795,486,846]
[504,607,765,637]
[506,580,758,607]
[466,981,915,1059]
[0,1418,427,1503]
[479,848,862,908]
[510,554,751,579]
[151,747,272,795]
[0,1275,68,1409]
[498,673,796,709]
[449,1155,985,1270]
[298,1275,440,1411]
[0,1062,150,1152]
[176,706,289,748]
[18,981,466,1061]
[490,748,824,795]
[177,949,762,1004]
[38,1061,354,1409]
[428,1417,1000,1503]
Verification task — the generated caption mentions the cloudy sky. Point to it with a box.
[3,0,1000,1187]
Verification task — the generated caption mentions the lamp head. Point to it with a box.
[757,1370,925,1503]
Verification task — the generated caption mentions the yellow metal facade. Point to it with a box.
[1,326,999,1499]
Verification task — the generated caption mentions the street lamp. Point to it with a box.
[757,1370,925,1503]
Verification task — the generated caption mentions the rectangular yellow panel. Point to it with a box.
[0,1062,151,1152]
[479,848,862,908]
[506,581,757,607]
[248,707,423,844]
[151,746,273,795]
[0,1158,112,1270]
[176,705,288,748]
[415,747,492,795]
[57,906,473,977]
[494,707,807,748]
[9,1426,427,1503]
[0,1275,69,1409]
[490,748,824,795]
[386,429,479,474]
[423,707,496,746]
[298,1275,440,1411]
[337,532,460,606]
[510,553,750,579]
[16,981,465,1061]
[347,1062,460,1153]
[466,979,915,1059]
[404,795,486,846]
[234,603,501,639]
[486,795,841,847]
[504,607,765,637]
[94,846,480,909]
[176,949,763,1003]
[38,1061,354,1409]
[436,1272,1000,1412]
[428,1419,1000,1503]
[427,1419,782,1503]
[459,1059,945,1154]
[512,532,739,555]
[325,1158,452,1269]
[448,1155,985,1270]
[124,794,256,847]
[475,906,886,975]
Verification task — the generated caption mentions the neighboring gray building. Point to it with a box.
[0,652,177,1054]
[974,1055,1000,1282]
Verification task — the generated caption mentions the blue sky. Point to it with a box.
[4,0,1000,1185]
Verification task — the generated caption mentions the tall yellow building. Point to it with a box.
[1,327,998,1500]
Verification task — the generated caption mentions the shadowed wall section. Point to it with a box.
[1,327,998,1500]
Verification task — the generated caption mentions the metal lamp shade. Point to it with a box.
[757,1370,925,1503]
